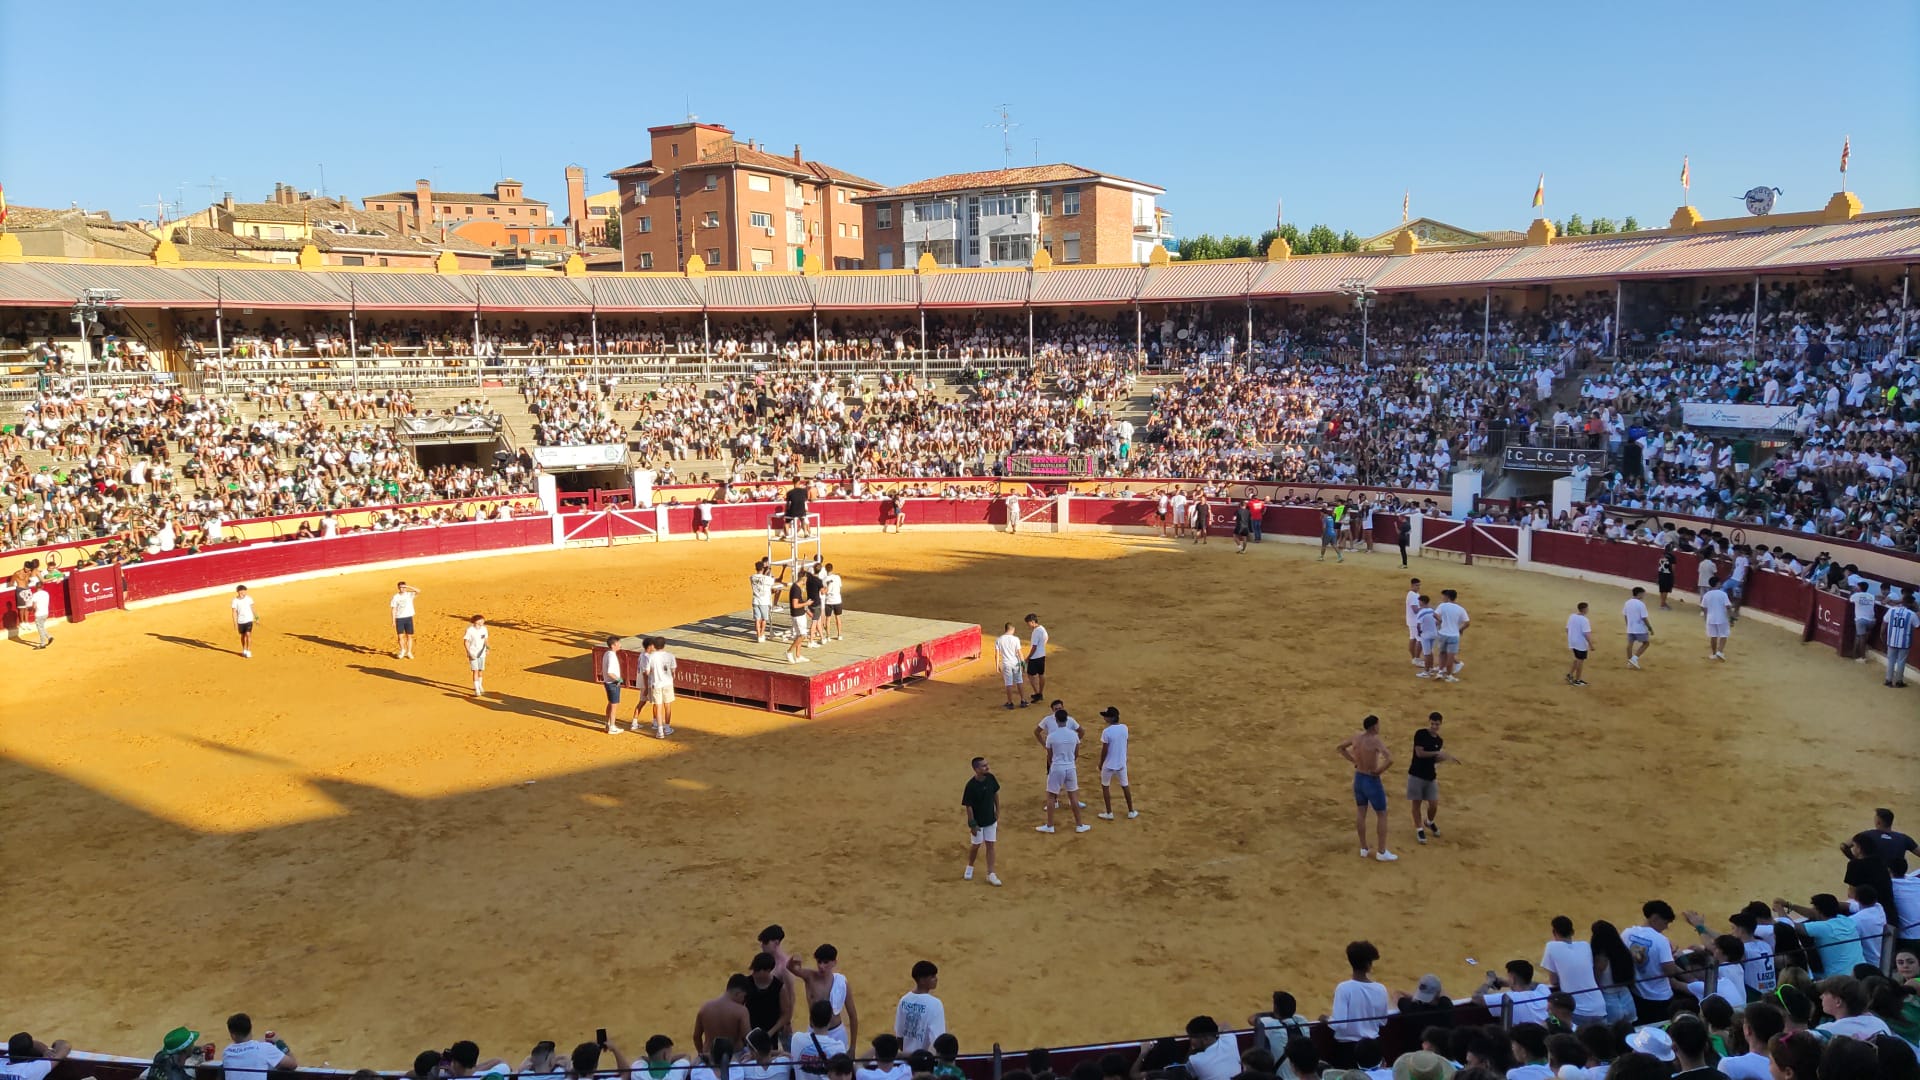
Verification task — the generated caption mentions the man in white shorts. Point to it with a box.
[1701,577,1732,661]
[1434,589,1469,682]
[961,756,1002,886]
[29,584,52,650]
[1624,586,1655,668]
[1006,491,1021,534]
[1405,578,1424,667]
[1413,594,1439,679]
[641,636,677,738]
[464,613,489,696]
[1096,706,1136,820]
[1034,707,1090,834]
[820,563,845,641]
[390,581,420,659]
[1170,489,1188,539]
[994,623,1025,710]
[749,559,778,643]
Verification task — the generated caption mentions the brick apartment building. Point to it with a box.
[607,122,883,272]
[364,178,567,249]
[858,164,1169,269]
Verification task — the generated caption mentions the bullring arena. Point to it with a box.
[5,500,1912,1064]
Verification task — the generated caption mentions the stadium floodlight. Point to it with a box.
[71,287,126,392]
[1336,277,1380,367]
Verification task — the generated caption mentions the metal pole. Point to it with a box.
[1027,303,1034,366]
[348,278,359,392]
[1612,283,1623,360]
[1751,274,1761,363]
[472,278,483,387]
[812,307,820,370]
[1361,297,1370,368]
[590,281,600,371]
[1901,267,1911,355]
[215,281,226,398]
[1135,302,1143,367]
[1483,287,1491,363]
[701,308,710,381]
[1245,297,1254,370]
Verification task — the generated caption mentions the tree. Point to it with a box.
[1589,217,1617,234]
[604,220,622,251]
[1255,227,1281,254]
[1622,215,1641,232]
[1302,224,1339,255]
[1278,223,1303,251]
[1178,233,1221,261]
[1338,229,1362,252]
[1220,235,1256,259]
[1563,213,1587,236]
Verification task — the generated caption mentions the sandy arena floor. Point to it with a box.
[3,529,1913,1066]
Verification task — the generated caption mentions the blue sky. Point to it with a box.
[2,0,1915,238]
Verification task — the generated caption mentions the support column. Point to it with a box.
[1482,287,1491,363]
[1751,274,1761,362]
[1612,283,1623,359]
[1053,492,1071,534]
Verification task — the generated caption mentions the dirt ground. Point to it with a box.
[3,529,1913,1067]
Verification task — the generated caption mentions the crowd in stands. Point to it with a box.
[5,811,1917,1080]
[0,378,530,552]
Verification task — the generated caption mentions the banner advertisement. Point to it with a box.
[1681,401,1806,434]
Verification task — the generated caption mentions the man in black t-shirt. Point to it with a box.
[1407,712,1459,845]
[783,480,810,538]
[962,757,1002,887]
[1866,807,1918,876]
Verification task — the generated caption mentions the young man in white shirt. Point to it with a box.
[1847,583,1879,663]
[390,581,420,659]
[464,613,490,696]
[232,584,257,658]
[1474,960,1550,1025]
[1700,577,1732,661]
[28,585,52,649]
[1034,708,1089,834]
[601,637,626,736]
[1329,941,1391,1065]
[1405,578,1425,667]
[4,1032,72,1080]
[994,624,1025,711]
[1564,602,1592,687]
[1623,586,1655,669]
[893,962,944,1056]
[641,636,677,739]
[1539,916,1604,1026]
[1434,590,1469,682]
[1023,613,1049,704]
[1095,706,1135,820]
[216,1013,297,1080]
[1623,900,1681,1023]
[1414,596,1439,679]
[820,564,845,641]
[1181,1017,1239,1080]
[749,559,779,643]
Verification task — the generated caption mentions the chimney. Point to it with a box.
[222,192,234,211]
[416,178,434,227]
[792,144,803,165]
[564,165,587,247]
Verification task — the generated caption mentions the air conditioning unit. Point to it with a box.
[765,226,776,237]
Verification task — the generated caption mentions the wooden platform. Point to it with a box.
[592,609,982,717]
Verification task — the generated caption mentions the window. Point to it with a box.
[487,207,497,216]
[1062,187,1081,215]
[876,205,893,229]
[704,175,718,191]
[837,222,847,238]
[702,211,720,227]
[637,216,651,233]
[508,207,517,216]
[836,189,846,203]
[850,224,860,239]
[980,193,1031,217]
[749,211,773,230]
[465,205,474,214]
[988,235,1033,263]
[341,255,365,266]
[1041,192,1053,216]
[637,181,650,198]
[747,174,771,193]
[910,200,953,223]
[672,144,680,158]
[706,247,721,265]
[751,247,774,270]
[966,238,980,262]
[639,252,654,269]
[379,258,390,266]
[269,226,286,239]
[877,244,894,269]
[1063,232,1082,262]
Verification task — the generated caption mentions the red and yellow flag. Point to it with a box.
[1531,174,1545,208]
[1402,189,1410,223]
[1680,156,1690,191]
[1841,136,1850,174]
[0,182,8,227]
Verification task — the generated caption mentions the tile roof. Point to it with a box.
[363,189,546,205]
[868,163,1162,199]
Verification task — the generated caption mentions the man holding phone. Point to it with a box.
[215,1014,298,1080]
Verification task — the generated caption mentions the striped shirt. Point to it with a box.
[1886,607,1915,649]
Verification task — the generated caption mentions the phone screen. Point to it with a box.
[596,1029,608,1048]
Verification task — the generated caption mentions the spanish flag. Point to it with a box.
[0,182,7,227]
[1531,174,1544,208]
[1402,189,1410,223]
[1680,156,1690,192]
[1841,136,1850,174]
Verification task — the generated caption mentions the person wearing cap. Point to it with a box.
[3,1033,72,1080]
[1623,1026,1674,1068]
[1390,1050,1454,1080]
[151,1027,215,1080]
[1395,975,1454,1028]
[1813,975,1892,1039]
[1180,1017,1238,1080]
[1095,707,1135,821]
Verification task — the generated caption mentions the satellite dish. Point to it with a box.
[1743,186,1783,216]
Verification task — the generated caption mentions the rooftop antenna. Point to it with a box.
[1032,138,1040,165]
[685,97,697,123]
[140,192,176,224]
[193,175,226,204]
[317,162,328,198]
[987,104,1018,168]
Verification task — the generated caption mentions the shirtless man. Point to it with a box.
[1336,714,1398,862]
[789,944,859,1053]
[692,974,753,1057]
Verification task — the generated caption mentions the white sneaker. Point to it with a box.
[1375,850,1400,862]
[1451,661,1464,674]
[756,635,766,643]
[986,873,1002,887]
[1074,823,1091,833]
[1416,670,1431,678]
[1127,810,1139,818]
[963,866,974,880]
[1097,812,1115,820]
[1628,655,1641,669]
[242,649,251,658]
[607,726,625,736]
[1076,801,1087,809]
[1411,658,1426,666]
[1035,824,1055,834]
[1442,675,1459,683]
[1360,848,1370,858]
